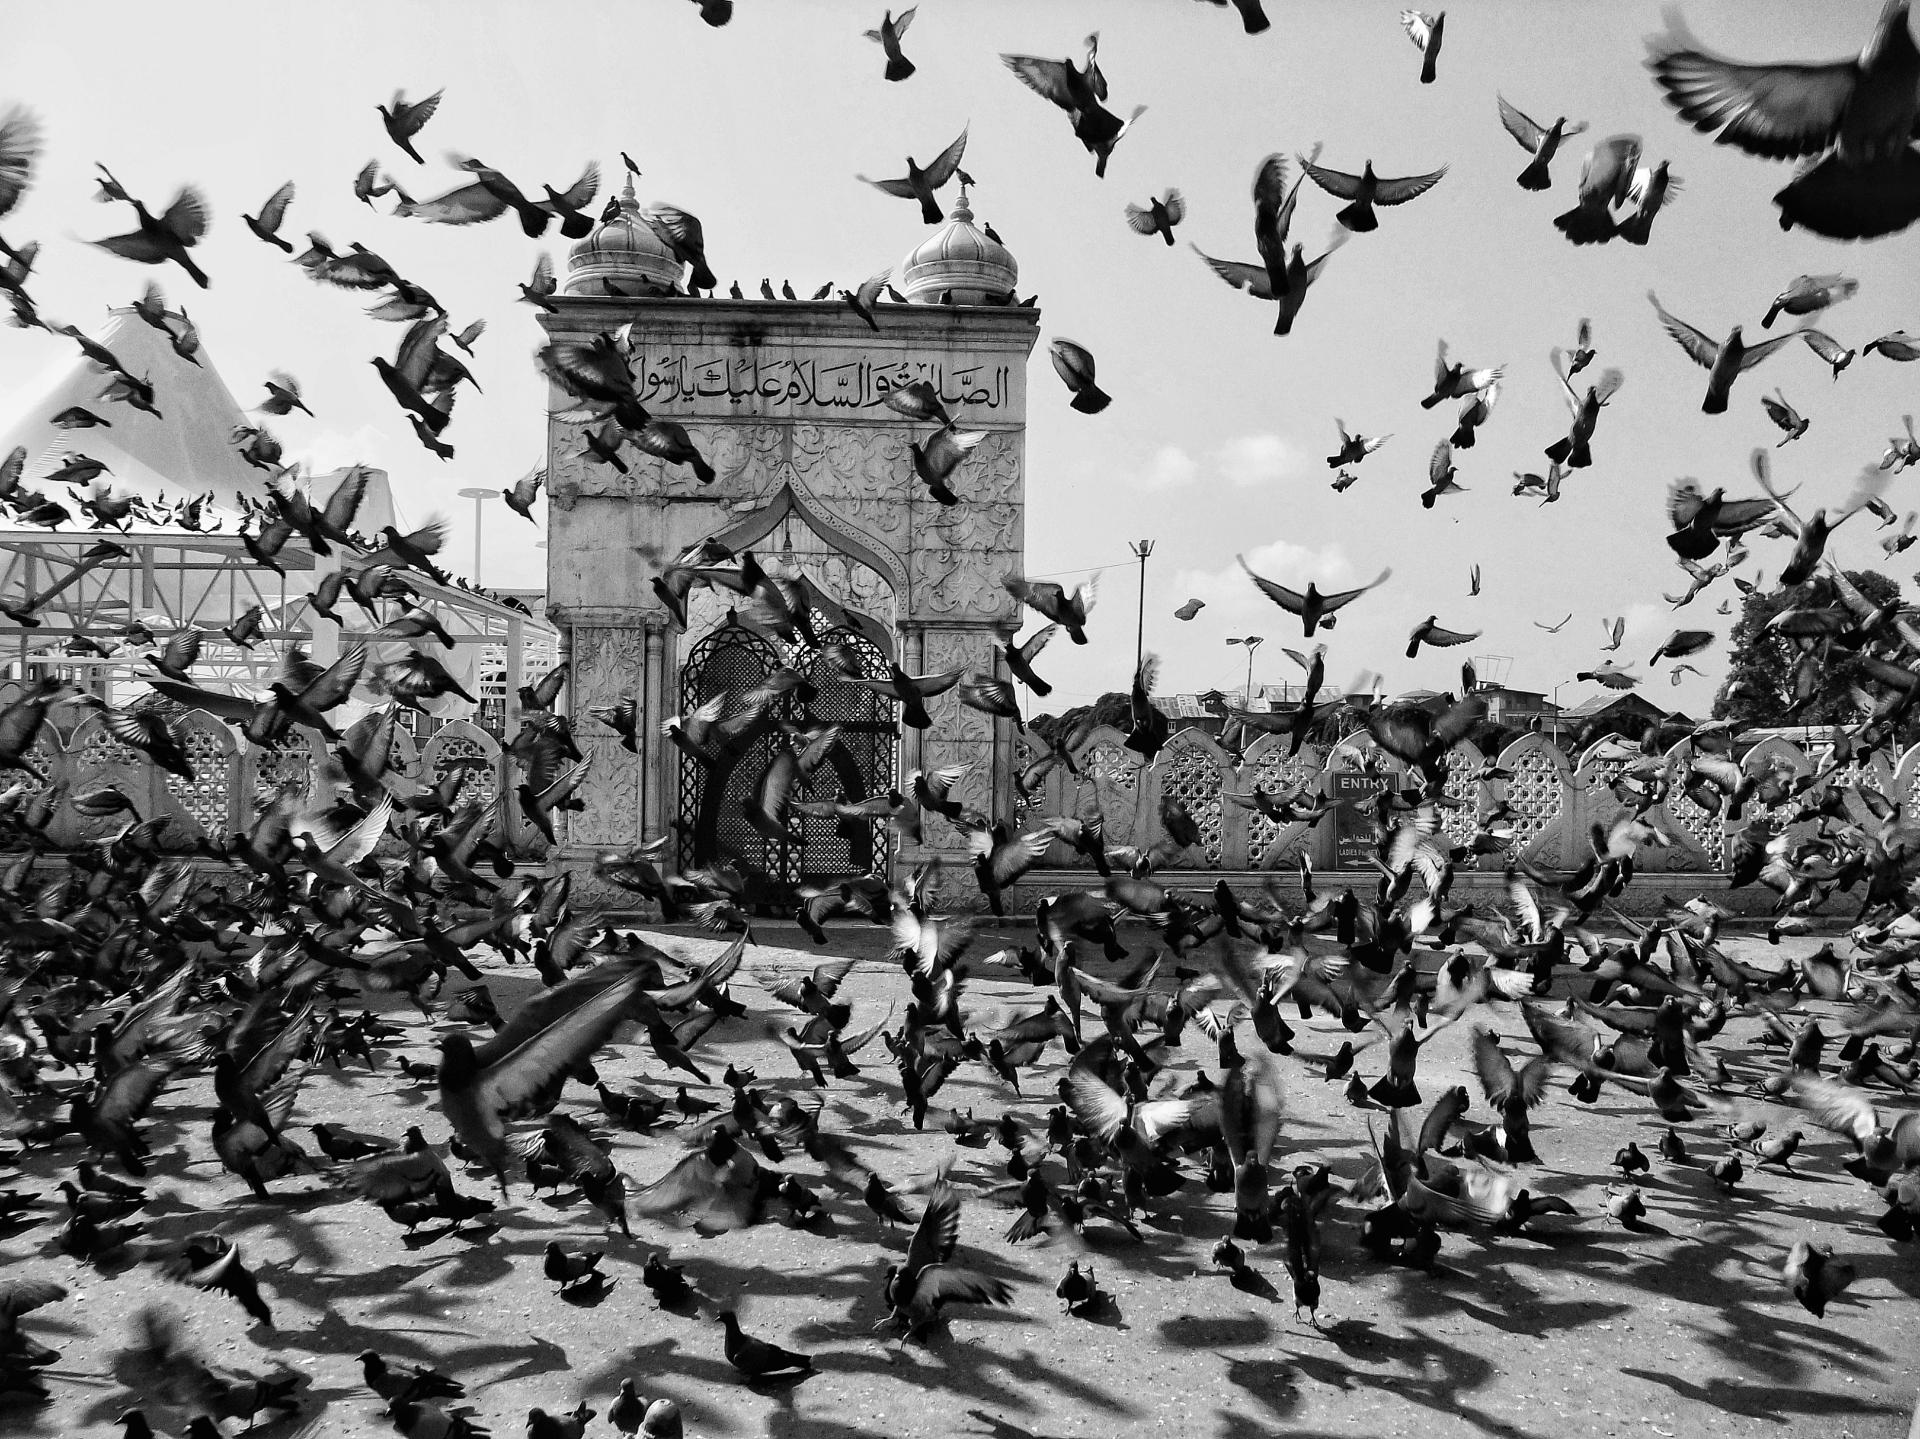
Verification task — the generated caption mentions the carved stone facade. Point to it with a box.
[542,297,1039,913]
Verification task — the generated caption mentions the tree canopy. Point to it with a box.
[1712,568,1903,733]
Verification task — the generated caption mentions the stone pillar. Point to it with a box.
[548,606,647,903]
[641,625,669,845]
[906,623,1004,878]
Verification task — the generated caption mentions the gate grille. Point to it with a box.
[677,613,898,907]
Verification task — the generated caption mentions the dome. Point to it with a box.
[897,186,1017,305]
[562,176,685,297]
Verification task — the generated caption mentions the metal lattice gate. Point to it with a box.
[677,614,898,907]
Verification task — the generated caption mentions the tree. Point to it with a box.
[1712,568,1902,732]
[1030,691,1131,747]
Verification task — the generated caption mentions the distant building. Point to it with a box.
[475,590,560,735]
[1469,681,1561,733]
[1560,691,1692,737]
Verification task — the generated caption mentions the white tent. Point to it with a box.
[0,311,536,730]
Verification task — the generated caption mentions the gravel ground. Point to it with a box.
[2,923,1916,1439]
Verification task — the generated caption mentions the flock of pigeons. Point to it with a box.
[0,3,1916,1438]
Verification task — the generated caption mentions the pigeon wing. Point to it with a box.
[1497,95,1547,150]
[920,127,971,190]
[1646,16,1858,160]
[1001,54,1077,110]
[1647,291,1720,369]
[1191,244,1275,299]
[476,967,649,1122]
[1299,155,1363,201]
[1373,166,1448,206]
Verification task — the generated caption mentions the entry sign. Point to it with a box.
[1329,765,1391,871]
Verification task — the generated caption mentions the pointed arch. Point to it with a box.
[712,473,910,602]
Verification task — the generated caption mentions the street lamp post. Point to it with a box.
[1226,635,1264,708]
[1129,539,1155,677]
[457,487,501,586]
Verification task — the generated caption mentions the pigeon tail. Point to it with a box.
[1775,147,1920,241]
[1335,199,1377,232]
[1553,202,1615,245]
[1368,1074,1421,1108]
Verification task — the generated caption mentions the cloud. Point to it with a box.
[1124,434,1306,492]
[1132,444,1199,491]
[1215,433,1305,487]
[285,422,397,476]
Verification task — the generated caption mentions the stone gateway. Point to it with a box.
[542,180,1038,914]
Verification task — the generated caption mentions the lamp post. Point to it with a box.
[457,487,501,586]
[1226,635,1264,708]
[1129,538,1154,677]
[1550,680,1567,745]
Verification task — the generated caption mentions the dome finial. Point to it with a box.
[620,172,638,211]
[896,176,1016,304]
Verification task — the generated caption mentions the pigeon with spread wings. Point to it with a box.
[1647,290,1798,414]
[1003,38,1143,177]
[1400,10,1445,84]
[1124,188,1185,245]
[883,1180,1013,1334]
[1004,572,1096,643]
[1328,418,1389,468]
[1406,615,1480,659]
[1299,153,1447,233]
[1647,3,1920,237]
[88,168,211,289]
[857,125,969,224]
[865,8,917,83]
[1497,95,1588,189]
[1240,556,1390,636]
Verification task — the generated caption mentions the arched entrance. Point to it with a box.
[676,611,899,907]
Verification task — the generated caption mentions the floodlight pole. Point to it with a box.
[1227,635,1264,708]
[1129,539,1154,677]
[458,487,501,586]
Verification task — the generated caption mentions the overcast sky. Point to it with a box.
[2,0,1915,718]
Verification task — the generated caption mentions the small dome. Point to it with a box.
[563,176,685,297]
[897,186,1017,305]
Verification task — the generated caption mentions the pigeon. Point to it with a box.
[1328,419,1389,468]
[1124,189,1185,245]
[378,89,443,163]
[1760,390,1810,445]
[1049,338,1110,412]
[858,126,969,224]
[88,168,211,288]
[1783,1237,1856,1318]
[865,8,917,82]
[243,181,296,251]
[1240,556,1391,636]
[1647,3,1920,237]
[1406,615,1481,659]
[718,1310,814,1379]
[1299,154,1447,232]
[1497,95,1588,189]
[1003,40,1146,177]
[1400,10,1445,83]
[1763,273,1858,328]
[1616,161,1680,244]
[1648,291,1798,413]
[1554,134,1642,243]
[882,1181,1013,1333]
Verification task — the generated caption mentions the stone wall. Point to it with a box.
[1011,722,1908,877]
